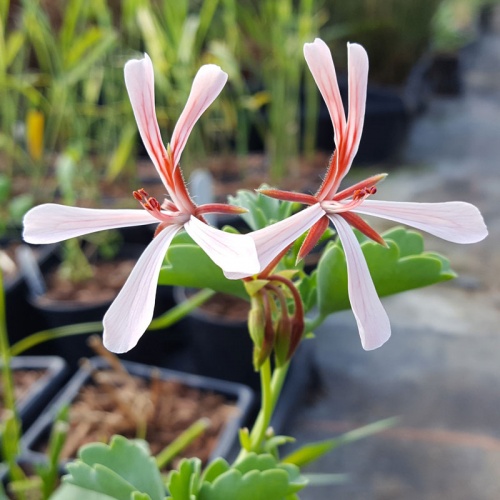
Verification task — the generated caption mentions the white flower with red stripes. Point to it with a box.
[23,54,259,353]
[231,39,488,350]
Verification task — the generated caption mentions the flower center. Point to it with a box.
[133,188,189,225]
[321,186,377,214]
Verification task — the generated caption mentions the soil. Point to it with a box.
[37,259,136,305]
[192,291,250,323]
[0,369,46,419]
[44,366,237,469]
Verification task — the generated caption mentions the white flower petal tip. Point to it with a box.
[124,52,153,75]
[303,38,345,146]
[184,216,260,277]
[329,214,391,351]
[170,65,228,167]
[23,204,155,244]
[355,200,488,244]
[103,225,181,353]
[347,42,368,61]
[360,322,391,351]
[303,37,330,55]
[196,64,228,85]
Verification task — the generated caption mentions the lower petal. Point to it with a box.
[329,214,391,350]
[184,216,260,276]
[103,225,182,353]
[223,203,325,280]
[23,204,156,244]
[354,200,488,244]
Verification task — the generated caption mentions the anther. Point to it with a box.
[132,188,149,202]
[149,197,161,211]
[353,186,377,201]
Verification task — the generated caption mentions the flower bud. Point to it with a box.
[274,312,292,367]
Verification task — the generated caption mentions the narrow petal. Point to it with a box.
[227,204,325,279]
[304,38,346,148]
[325,43,369,199]
[170,65,228,167]
[184,216,260,276]
[23,204,155,244]
[354,200,488,244]
[103,225,181,353]
[124,54,171,191]
[329,214,391,350]
[342,43,369,178]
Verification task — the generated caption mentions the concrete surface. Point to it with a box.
[288,17,500,500]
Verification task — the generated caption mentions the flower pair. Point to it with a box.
[235,39,488,350]
[24,40,487,355]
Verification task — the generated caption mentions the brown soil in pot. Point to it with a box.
[37,259,136,306]
[30,336,238,470]
[189,291,250,323]
[58,370,236,468]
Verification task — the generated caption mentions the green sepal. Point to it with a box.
[244,280,269,296]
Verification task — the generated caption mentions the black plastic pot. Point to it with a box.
[171,287,320,434]
[21,357,255,464]
[3,242,58,346]
[3,356,68,431]
[315,80,410,164]
[28,244,185,369]
[173,287,260,391]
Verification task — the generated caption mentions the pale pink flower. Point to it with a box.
[233,39,488,350]
[23,54,259,353]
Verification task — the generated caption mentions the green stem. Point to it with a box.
[10,289,215,356]
[249,357,273,451]
[304,313,326,334]
[9,322,103,357]
[148,289,215,330]
[155,417,211,469]
[0,270,15,412]
[0,270,27,493]
[236,360,290,462]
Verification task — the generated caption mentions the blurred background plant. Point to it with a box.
[432,0,499,53]
[0,0,494,240]
[320,0,442,85]
[226,0,323,181]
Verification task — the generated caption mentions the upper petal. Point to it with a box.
[170,65,228,167]
[23,204,156,244]
[329,214,391,350]
[124,54,172,192]
[304,38,346,149]
[184,216,260,276]
[324,43,369,199]
[226,203,325,280]
[354,200,488,244]
[103,224,181,353]
[340,43,369,184]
